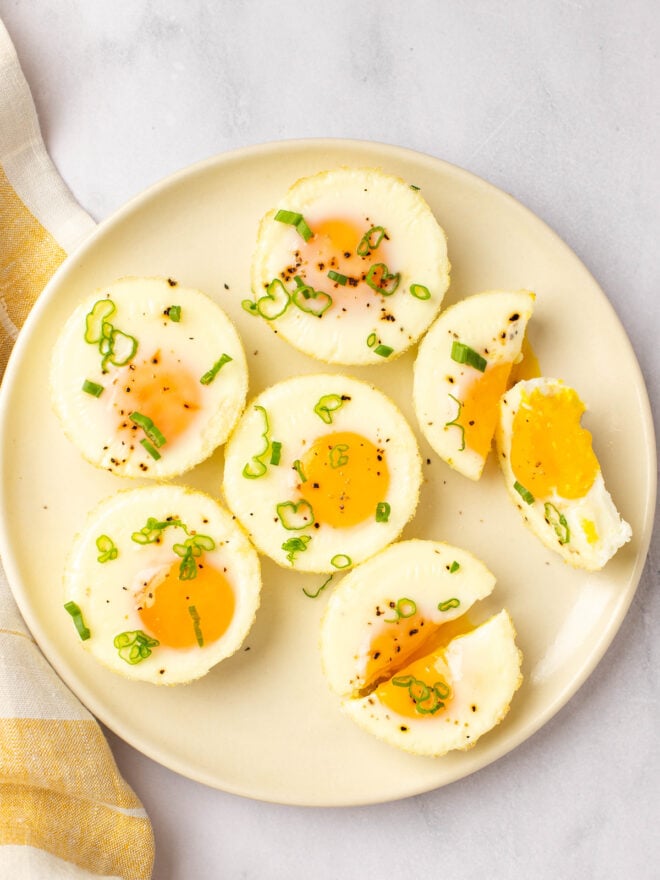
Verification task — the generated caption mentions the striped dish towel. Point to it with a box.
[0,19,154,880]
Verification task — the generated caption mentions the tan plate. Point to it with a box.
[0,140,655,806]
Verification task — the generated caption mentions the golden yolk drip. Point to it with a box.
[138,561,234,649]
[112,352,201,446]
[508,336,541,384]
[298,431,389,528]
[457,361,513,459]
[511,387,599,500]
[376,647,454,721]
[363,612,474,693]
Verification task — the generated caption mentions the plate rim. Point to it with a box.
[0,137,656,806]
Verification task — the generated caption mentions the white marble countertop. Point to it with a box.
[2,2,659,878]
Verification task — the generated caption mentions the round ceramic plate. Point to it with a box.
[0,140,655,806]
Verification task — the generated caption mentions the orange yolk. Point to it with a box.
[456,361,513,459]
[111,352,201,446]
[510,386,599,500]
[138,561,234,649]
[364,611,473,693]
[298,431,389,528]
[376,648,454,720]
[313,218,363,256]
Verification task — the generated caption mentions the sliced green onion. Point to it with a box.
[82,379,104,397]
[331,554,352,569]
[544,502,570,544]
[449,561,460,573]
[276,500,315,531]
[243,405,271,479]
[329,443,349,469]
[384,596,417,623]
[274,209,313,242]
[167,305,181,322]
[63,601,91,641]
[200,353,232,385]
[514,481,535,505]
[140,438,161,460]
[450,341,487,373]
[130,411,167,448]
[132,516,184,544]
[241,299,258,315]
[357,226,386,256]
[313,393,345,424]
[409,680,431,703]
[375,501,390,523]
[257,278,291,320]
[438,597,461,612]
[270,441,282,466]
[293,459,307,483]
[172,535,216,580]
[410,283,431,301]
[392,675,414,687]
[114,630,159,665]
[444,393,465,451]
[188,605,204,647]
[84,299,116,344]
[365,263,400,296]
[282,535,311,564]
[303,574,334,599]
[292,282,333,317]
[327,270,348,285]
[96,534,118,563]
[103,327,138,368]
[434,680,451,699]
[366,332,377,348]
[374,344,394,358]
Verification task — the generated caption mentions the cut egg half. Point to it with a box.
[249,167,450,365]
[222,374,422,572]
[413,290,535,480]
[497,377,632,570]
[50,277,248,479]
[63,485,261,684]
[320,540,522,756]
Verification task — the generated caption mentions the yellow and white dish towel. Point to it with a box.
[0,19,154,880]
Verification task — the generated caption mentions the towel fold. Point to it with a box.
[0,18,154,880]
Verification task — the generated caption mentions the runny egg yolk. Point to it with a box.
[455,362,513,459]
[375,648,454,720]
[298,431,389,528]
[363,612,474,693]
[138,561,235,649]
[510,386,599,500]
[111,351,201,447]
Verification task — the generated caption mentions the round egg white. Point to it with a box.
[497,377,632,570]
[249,167,450,365]
[342,610,522,757]
[413,290,535,480]
[222,374,422,573]
[63,485,261,684]
[320,539,496,697]
[50,276,248,479]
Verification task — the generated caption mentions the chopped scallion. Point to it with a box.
[313,393,346,424]
[274,209,313,242]
[449,561,460,573]
[514,480,535,505]
[438,597,461,612]
[444,393,465,451]
[365,263,400,296]
[328,443,349,469]
[293,459,307,483]
[450,341,487,373]
[130,411,167,448]
[270,441,282,466]
[188,605,204,647]
[366,332,377,348]
[96,534,118,563]
[276,500,315,531]
[200,353,232,385]
[410,283,431,301]
[357,226,386,256]
[544,502,570,544]
[114,630,159,665]
[140,438,161,460]
[282,535,311,564]
[303,574,333,599]
[63,601,91,641]
[374,344,394,358]
[375,501,390,523]
[327,270,348,285]
[167,305,181,322]
[330,554,352,569]
[82,379,104,397]
[385,597,417,622]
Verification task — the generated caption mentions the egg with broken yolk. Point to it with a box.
[413,289,536,480]
[222,374,422,573]
[249,167,450,365]
[320,540,522,756]
[50,276,248,479]
[497,377,632,570]
[63,485,261,684]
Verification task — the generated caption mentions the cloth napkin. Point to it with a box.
[0,19,154,880]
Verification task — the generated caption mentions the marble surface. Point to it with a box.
[2,1,659,878]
